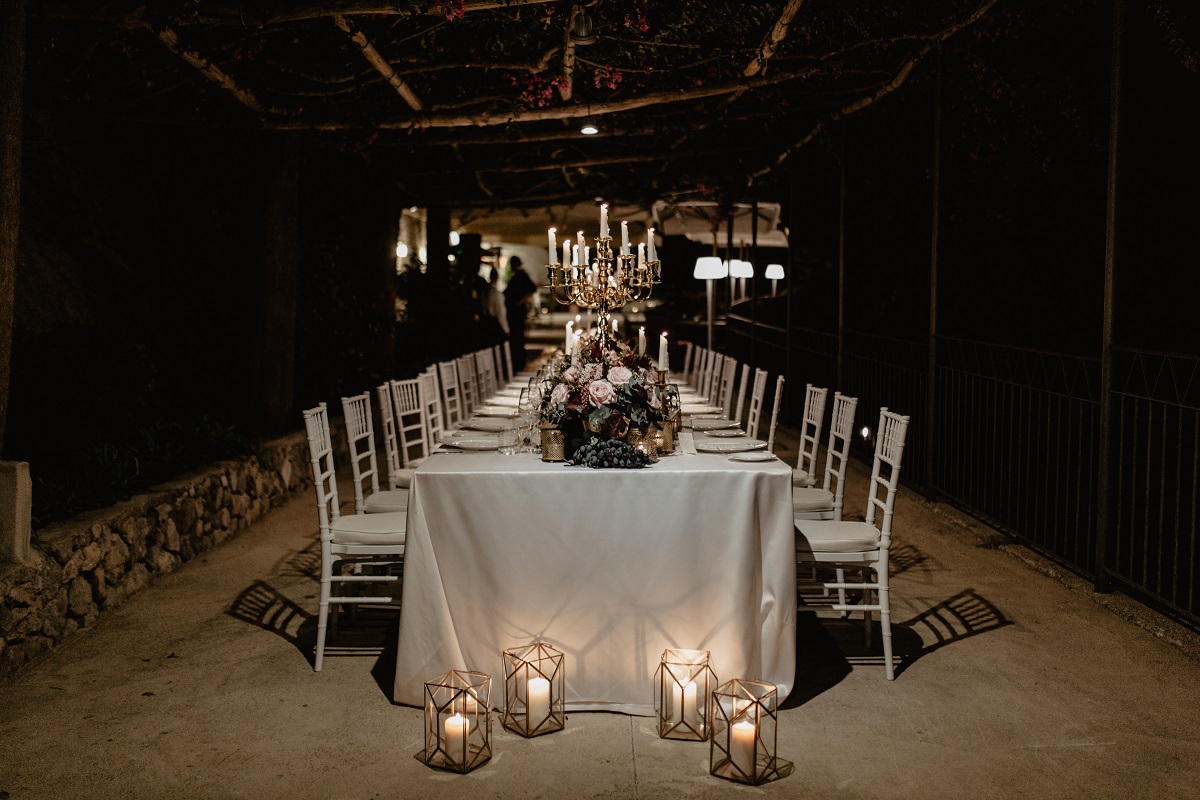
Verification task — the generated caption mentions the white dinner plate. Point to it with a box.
[461,418,512,432]
[691,419,739,431]
[682,404,722,416]
[728,451,778,462]
[445,437,499,451]
[694,440,768,454]
[475,407,519,417]
[705,429,746,438]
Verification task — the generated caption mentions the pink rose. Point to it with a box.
[607,366,633,385]
[587,379,616,406]
[550,383,570,404]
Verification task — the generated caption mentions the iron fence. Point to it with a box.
[723,318,1198,624]
[1109,348,1199,619]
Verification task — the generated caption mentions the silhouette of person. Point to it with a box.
[483,268,509,345]
[503,256,536,371]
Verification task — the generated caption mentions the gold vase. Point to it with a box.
[653,419,676,453]
[541,426,566,461]
[624,428,659,462]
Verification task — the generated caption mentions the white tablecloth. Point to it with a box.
[392,447,796,716]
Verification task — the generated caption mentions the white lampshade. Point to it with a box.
[729,259,754,278]
[693,256,728,280]
[765,263,785,280]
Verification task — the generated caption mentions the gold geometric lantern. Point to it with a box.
[417,669,492,773]
[502,642,566,737]
[655,649,716,740]
[709,678,792,784]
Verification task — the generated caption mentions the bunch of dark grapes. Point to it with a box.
[570,438,652,469]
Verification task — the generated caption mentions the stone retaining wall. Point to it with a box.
[0,430,323,680]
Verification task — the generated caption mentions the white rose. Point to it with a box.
[607,366,633,385]
[550,383,570,404]
[587,379,616,406]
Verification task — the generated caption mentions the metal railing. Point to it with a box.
[1108,348,1199,619]
[720,317,1198,624]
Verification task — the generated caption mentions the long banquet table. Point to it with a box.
[392,439,796,716]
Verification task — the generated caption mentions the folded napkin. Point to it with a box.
[679,431,698,456]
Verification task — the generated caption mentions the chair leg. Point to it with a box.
[863,574,872,647]
[315,575,331,672]
[879,567,894,681]
[837,567,848,616]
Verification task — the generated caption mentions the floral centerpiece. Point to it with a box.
[539,332,664,455]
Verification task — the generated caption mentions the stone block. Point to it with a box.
[123,563,150,596]
[79,542,103,572]
[164,518,181,552]
[0,461,35,566]
[104,532,131,573]
[67,577,94,617]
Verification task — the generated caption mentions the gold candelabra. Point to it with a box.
[545,235,660,338]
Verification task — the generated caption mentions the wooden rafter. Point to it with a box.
[745,0,806,77]
[149,25,282,116]
[332,13,423,111]
[269,67,817,131]
[753,0,1002,180]
[559,5,578,101]
[45,0,558,27]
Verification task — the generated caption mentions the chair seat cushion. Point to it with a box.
[365,489,409,514]
[792,487,834,513]
[795,520,880,554]
[791,468,811,486]
[331,512,407,545]
[391,467,418,488]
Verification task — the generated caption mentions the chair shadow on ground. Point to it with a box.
[783,582,1011,708]
[227,579,400,683]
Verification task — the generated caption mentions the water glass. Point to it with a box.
[498,427,521,455]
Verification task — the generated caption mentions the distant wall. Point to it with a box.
[0,430,319,680]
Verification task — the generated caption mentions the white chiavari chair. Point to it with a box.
[456,355,478,417]
[420,367,445,446]
[795,408,911,680]
[766,375,785,453]
[717,356,738,419]
[302,402,406,672]
[340,392,409,514]
[438,360,464,431]
[391,377,431,468]
[793,385,829,488]
[732,364,751,428]
[744,368,769,439]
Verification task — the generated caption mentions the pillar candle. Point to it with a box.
[730,719,756,777]
[600,204,609,238]
[612,318,618,334]
[571,332,581,365]
[648,227,657,261]
[637,242,645,269]
[565,321,573,354]
[527,676,551,731]
[658,333,668,372]
[577,230,585,252]
[672,679,700,729]
[562,241,570,268]
[621,221,629,255]
[548,228,558,264]
[445,713,469,764]
[638,327,646,355]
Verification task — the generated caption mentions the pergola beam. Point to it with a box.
[149,25,282,116]
[745,0,806,77]
[332,13,424,111]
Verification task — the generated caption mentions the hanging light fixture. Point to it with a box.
[570,10,598,45]
[580,121,599,135]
